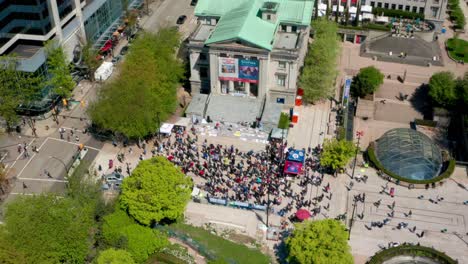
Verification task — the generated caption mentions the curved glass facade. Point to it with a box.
[375,128,442,181]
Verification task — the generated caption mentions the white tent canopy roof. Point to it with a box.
[349,6,357,13]
[318,3,327,10]
[160,123,174,134]
[332,5,345,12]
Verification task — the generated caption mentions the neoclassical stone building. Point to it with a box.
[188,0,313,106]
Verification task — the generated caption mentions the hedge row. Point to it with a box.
[368,244,457,264]
[338,23,391,32]
[367,142,456,184]
[414,119,437,127]
[447,0,466,29]
[372,7,424,20]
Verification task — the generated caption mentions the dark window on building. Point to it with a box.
[377,2,382,7]
[398,4,403,10]
[405,5,410,11]
[384,3,389,8]
[391,4,396,9]
[199,53,207,61]
[412,6,417,12]
[200,67,208,78]
[370,1,375,7]
[419,7,424,13]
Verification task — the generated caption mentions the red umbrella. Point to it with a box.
[296,209,311,221]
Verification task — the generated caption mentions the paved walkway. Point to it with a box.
[287,101,331,149]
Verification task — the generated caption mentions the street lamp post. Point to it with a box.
[156,112,161,140]
[49,155,68,174]
[350,131,364,180]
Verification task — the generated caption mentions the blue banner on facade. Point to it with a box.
[238,59,259,83]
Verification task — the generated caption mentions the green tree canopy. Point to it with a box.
[88,28,183,139]
[351,66,384,97]
[299,19,340,102]
[120,156,193,225]
[4,194,95,263]
[286,219,353,264]
[101,209,168,263]
[97,248,135,264]
[0,56,42,129]
[428,71,457,108]
[456,72,468,110]
[320,139,357,171]
[46,41,75,98]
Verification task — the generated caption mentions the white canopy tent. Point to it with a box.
[349,6,357,14]
[362,13,374,20]
[159,123,174,134]
[332,5,345,13]
[375,16,389,23]
[94,62,114,81]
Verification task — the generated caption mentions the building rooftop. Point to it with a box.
[274,32,299,49]
[195,0,313,50]
[192,24,216,42]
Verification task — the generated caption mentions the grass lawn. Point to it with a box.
[166,223,270,264]
[446,38,468,63]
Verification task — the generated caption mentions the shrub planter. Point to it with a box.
[367,244,457,264]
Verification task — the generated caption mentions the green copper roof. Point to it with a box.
[195,0,314,50]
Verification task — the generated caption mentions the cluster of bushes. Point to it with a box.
[372,7,424,20]
[448,0,466,30]
[367,142,456,184]
[278,112,290,129]
[368,244,457,264]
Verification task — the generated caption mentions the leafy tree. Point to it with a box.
[428,71,457,108]
[300,19,340,103]
[121,224,168,263]
[97,248,135,264]
[286,219,353,264]
[0,56,42,133]
[120,156,193,225]
[0,163,12,197]
[80,40,101,82]
[456,72,468,110]
[4,194,95,263]
[101,209,168,263]
[351,66,384,97]
[0,227,27,264]
[320,139,357,171]
[102,209,136,247]
[89,29,183,139]
[46,41,75,98]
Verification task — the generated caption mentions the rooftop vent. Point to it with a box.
[261,2,279,12]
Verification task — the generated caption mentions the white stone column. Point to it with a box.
[228,81,234,94]
[74,0,86,42]
[209,52,219,94]
[258,58,268,98]
[49,0,63,41]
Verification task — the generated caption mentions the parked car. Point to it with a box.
[177,15,187,25]
[111,55,122,64]
[120,45,129,56]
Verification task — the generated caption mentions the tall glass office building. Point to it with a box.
[0,0,141,114]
